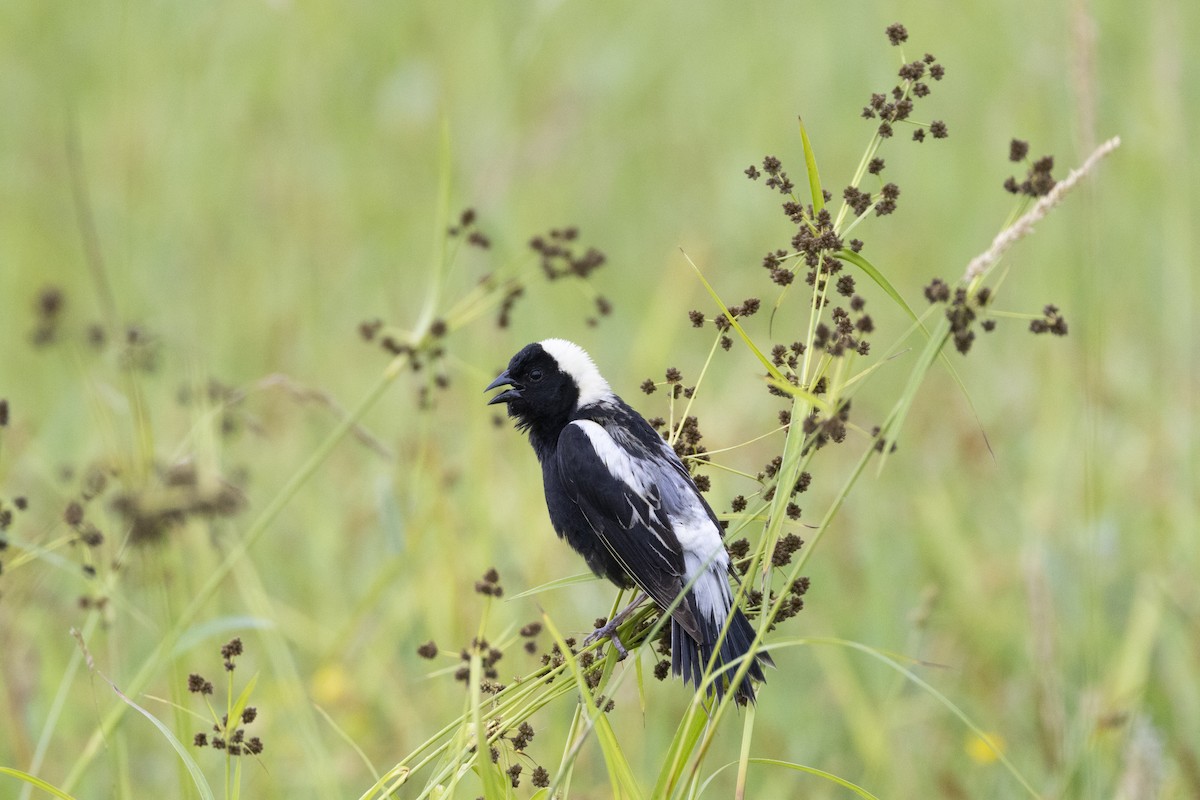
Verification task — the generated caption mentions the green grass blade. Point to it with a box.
[749,758,880,798]
[101,675,216,800]
[172,617,274,658]
[764,377,832,412]
[471,652,507,800]
[681,250,785,382]
[652,707,709,799]
[314,703,380,782]
[506,572,598,600]
[542,614,644,800]
[699,758,881,799]
[227,672,260,740]
[837,248,918,323]
[0,768,80,800]
[733,702,756,798]
[769,636,1041,800]
[62,355,409,793]
[798,117,825,212]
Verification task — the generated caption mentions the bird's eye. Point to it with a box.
[529,368,544,382]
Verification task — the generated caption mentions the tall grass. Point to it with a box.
[0,2,1195,798]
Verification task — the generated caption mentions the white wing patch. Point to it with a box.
[571,419,725,564]
[571,419,656,505]
[540,339,614,409]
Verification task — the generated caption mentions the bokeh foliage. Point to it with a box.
[0,1,1196,797]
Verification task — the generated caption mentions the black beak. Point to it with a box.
[485,370,523,405]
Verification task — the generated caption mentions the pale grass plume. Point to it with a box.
[962,136,1121,283]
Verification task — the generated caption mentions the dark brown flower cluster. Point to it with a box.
[747,163,845,288]
[190,639,264,757]
[362,212,610,407]
[671,416,710,483]
[519,621,542,654]
[683,296,762,353]
[843,182,901,218]
[641,365,714,489]
[924,278,997,355]
[1029,304,1069,336]
[766,576,811,631]
[640,365,697,400]
[800,400,853,453]
[753,459,813,509]
[359,313,452,405]
[1003,140,1057,197]
[53,467,116,591]
[454,636,506,690]
[0,488,26,579]
[771,533,804,567]
[530,226,615,325]
[27,286,153,367]
[539,637,577,670]
[488,721,551,787]
[861,25,947,143]
[813,298,874,359]
[734,571,810,632]
[108,460,245,545]
[447,207,491,249]
[30,287,65,347]
[474,567,503,597]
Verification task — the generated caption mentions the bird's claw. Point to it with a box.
[584,621,629,660]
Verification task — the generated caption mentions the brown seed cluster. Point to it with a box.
[0,479,29,577]
[27,286,155,368]
[519,621,542,655]
[109,461,245,545]
[771,533,804,567]
[1003,140,1058,197]
[363,211,612,410]
[447,207,491,249]
[924,279,999,355]
[190,639,264,757]
[860,26,948,144]
[474,567,504,597]
[453,636,506,689]
[529,227,612,327]
[30,287,65,346]
[1030,305,1069,336]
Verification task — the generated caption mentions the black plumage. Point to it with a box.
[487,338,770,703]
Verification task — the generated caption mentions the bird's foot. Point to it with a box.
[584,620,629,660]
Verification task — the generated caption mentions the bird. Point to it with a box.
[486,338,771,704]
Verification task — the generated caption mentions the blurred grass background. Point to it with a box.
[0,0,1196,797]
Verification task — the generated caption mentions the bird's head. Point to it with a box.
[486,339,612,431]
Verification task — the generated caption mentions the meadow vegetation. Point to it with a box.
[0,2,1195,798]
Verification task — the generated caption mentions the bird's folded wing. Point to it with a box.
[557,421,702,640]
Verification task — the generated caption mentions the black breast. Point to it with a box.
[540,455,632,588]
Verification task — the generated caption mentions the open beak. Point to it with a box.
[485,370,523,405]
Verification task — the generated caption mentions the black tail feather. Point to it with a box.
[671,607,772,705]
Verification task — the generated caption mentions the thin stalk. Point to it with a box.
[62,353,412,792]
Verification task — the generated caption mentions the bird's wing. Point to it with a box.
[557,420,704,640]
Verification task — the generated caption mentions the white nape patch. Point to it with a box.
[540,338,613,409]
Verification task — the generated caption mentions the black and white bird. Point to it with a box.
[486,339,770,703]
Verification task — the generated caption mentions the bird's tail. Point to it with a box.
[671,604,773,705]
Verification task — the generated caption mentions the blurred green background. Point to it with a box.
[1,0,1196,797]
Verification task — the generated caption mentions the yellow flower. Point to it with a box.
[965,732,1006,764]
[311,663,351,706]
